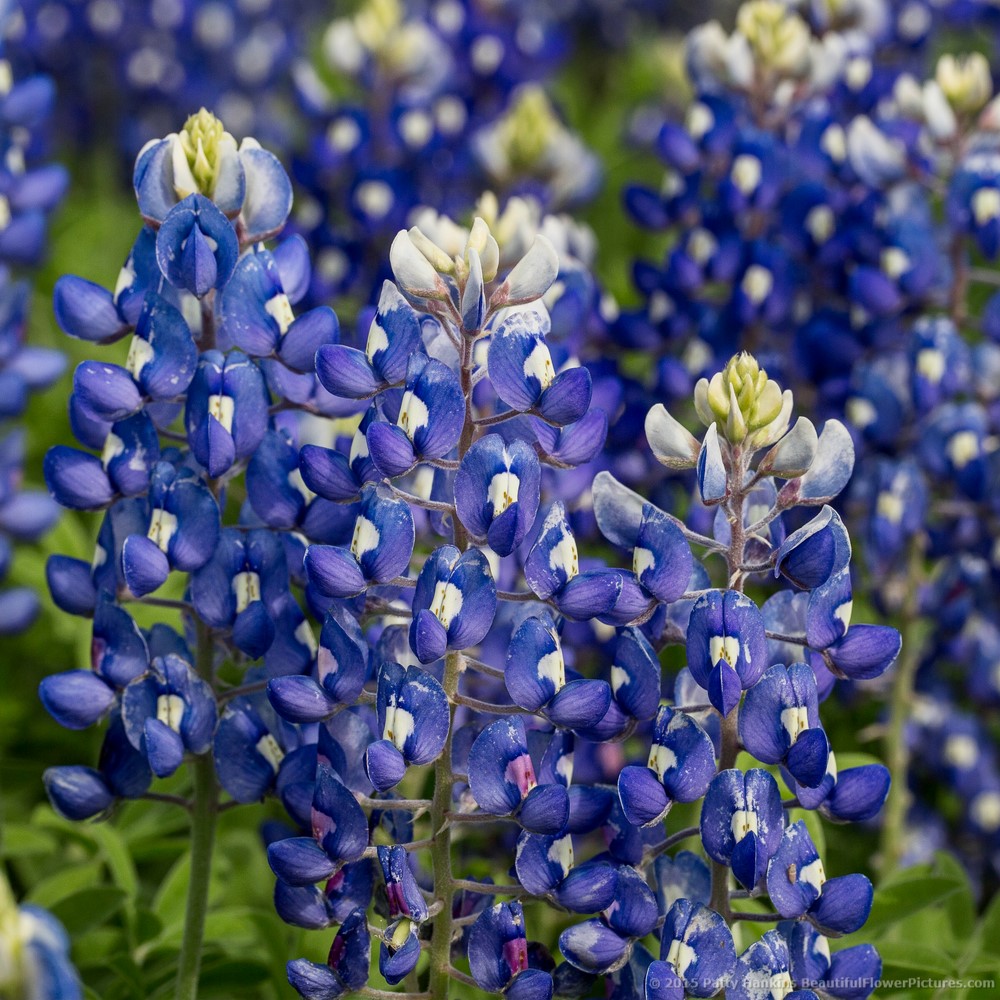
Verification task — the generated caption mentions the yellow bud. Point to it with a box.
[706,371,730,423]
[693,377,715,427]
[751,379,784,430]
[736,0,811,78]
[467,216,490,256]
[179,108,229,195]
[407,226,456,274]
[726,382,748,442]
[705,352,796,446]
[497,86,561,173]
[936,52,992,116]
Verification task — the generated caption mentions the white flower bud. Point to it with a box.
[492,234,559,308]
[645,404,701,469]
[389,230,449,300]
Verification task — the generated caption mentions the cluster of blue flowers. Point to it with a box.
[289,0,600,308]
[13,0,603,314]
[0,6,66,634]
[12,0,327,155]
[40,109,321,822]
[0,6,78,993]
[618,0,1000,887]
[35,101,903,996]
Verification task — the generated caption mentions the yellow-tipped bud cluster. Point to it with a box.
[736,0,811,78]
[178,108,230,197]
[936,52,993,117]
[496,87,561,174]
[694,352,792,447]
[354,0,403,51]
[404,213,501,285]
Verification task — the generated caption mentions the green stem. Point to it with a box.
[428,651,462,997]
[878,536,925,878]
[175,623,219,1000]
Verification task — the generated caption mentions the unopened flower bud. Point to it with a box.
[695,353,793,448]
[173,108,237,201]
[736,0,811,79]
[936,52,993,117]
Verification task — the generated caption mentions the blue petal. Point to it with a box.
[267,837,336,886]
[240,143,293,242]
[559,920,630,975]
[53,275,127,343]
[43,446,114,510]
[39,671,114,729]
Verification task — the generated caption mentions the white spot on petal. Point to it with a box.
[156,693,185,731]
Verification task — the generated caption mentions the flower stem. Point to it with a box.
[175,621,219,1000]
[428,651,462,996]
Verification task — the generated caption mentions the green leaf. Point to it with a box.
[935,851,976,943]
[876,941,958,978]
[197,958,271,994]
[26,860,105,909]
[0,823,58,858]
[956,890,1000,976]
[135,909,164,946]
[152,850,191,929]
[88,823,139,899]
[72,927,127,965]
[863,874,964,938]
[50,886,127,935]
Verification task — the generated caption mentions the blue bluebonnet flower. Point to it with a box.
[701,768,784,891]
[487,308,591,424]
[268,762,369,886]
[376,844,429,985]
[304,483,414,598]
[409,544,497,663]
[644,898,735,999]
[686,589,768,717]
[119,652,217,778]
[286,907,371,1000]
[0,872,82,1000]
[506,613,611,730]
[469,902,553,1000]
[313,280,419,399]
[266,605,369,722]
[366,353,465,477]
[364,660,450,791]
[468,718,569,835]
[739,662,830,788]
[618,706,716,827]
[0,23,66,633]
[454,433,540,555]
[766,821,873,935]
[728,930,819,1000]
